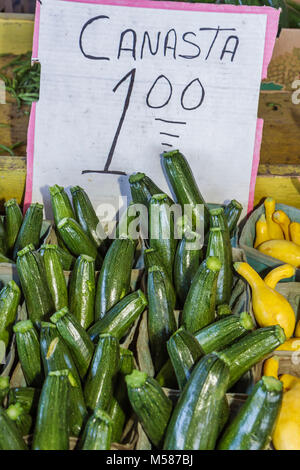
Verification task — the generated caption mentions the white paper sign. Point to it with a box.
[27,0,279,217]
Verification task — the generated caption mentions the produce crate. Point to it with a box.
[239,201,300,278]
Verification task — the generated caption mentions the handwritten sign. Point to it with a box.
[25,0,279,217]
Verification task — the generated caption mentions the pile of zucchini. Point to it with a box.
[0,236,147,449]
[0,150,288,450]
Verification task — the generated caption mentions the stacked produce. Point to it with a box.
[254,197,300,267]
[0,150,295,450]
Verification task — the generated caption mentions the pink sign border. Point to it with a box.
[25,0,280,213]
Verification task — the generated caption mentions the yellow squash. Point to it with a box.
[234,262,294,339]
[273,380,300,450]
[280,374,300,391]
[264,198,284,240]
[290,222,300,246]
[273,210,291,241]
[263,356,279,378]
[293,319,300,338]
[254,214,269,248]
[276,338,300,351]
[257,240,300,268]
[264,264,295,289]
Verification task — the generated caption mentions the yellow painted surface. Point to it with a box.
[0,156,26,208]
[254,174,300,210]
[0,14,34,55]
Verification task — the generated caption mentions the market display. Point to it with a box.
[0,149,299,451]
[0,0,299,455]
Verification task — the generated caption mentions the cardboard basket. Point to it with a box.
[239,202,300,279]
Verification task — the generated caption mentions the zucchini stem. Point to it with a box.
[125,370,147,389]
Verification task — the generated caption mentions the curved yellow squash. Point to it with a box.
[273,210,290,241]
[276,338,300,351]
[258,240,300,268]
[264,198,284,240]
[254,214,269,248]
[234,262,294,339]
[264,264,295,289]
[263,356,279,378]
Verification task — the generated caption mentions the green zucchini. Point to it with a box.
[115,202,140,243]
[207,226,233,305]
[0,376,9,405]
[129,172,174,208]
[84,333,120,411]
[216,325,286,389]
[216,304,232,319]
[40,322,81,385]
[126,369,173,447]
[119,348,134,375]
[218,376,283,450]
[109,348,134,443]
[149,193,177,282]
[173,230,203,307]
[144,247,168,274]
[56,230,74,256]
[155,359,178,389]
[209,207,230,232]
[4,198,23,256]
[69,255,95,329]
[13,203,43,260]
[0,406,28,450]
[167,326,204,390]
[95,238,135,321]
[16,244,54,326]
[49,184,76,226]
[50,307,94,379]
[194,312,254,354]
[6,402,32,436]
[13,320,43,387]
[70,185,105,247]
[57,217,102,268]
[32,369,70,450]
[163,354,229,450]
[224,199,243,237]
[40,243,75,271]
[79,408,113,450]
[162,150,209,234]
[89,290,147,342]
[0,280,21,347]
[0,218,6,255]
[144,248,176,307]
[182,256,221,333]
[41,245,68,311]
[147,266,177,371]
[40,322,87,436]
[8,387,40,415]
